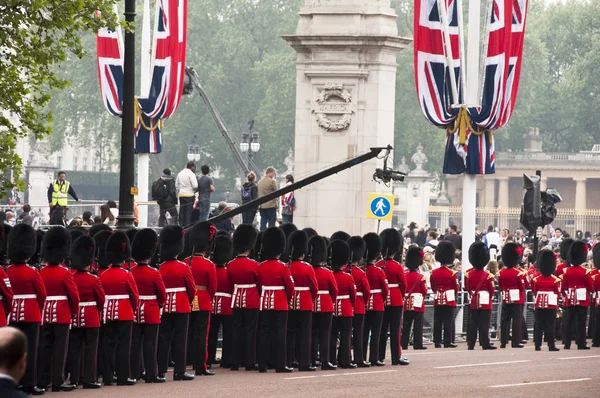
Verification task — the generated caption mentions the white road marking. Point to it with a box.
[488,378,592,388]
[558,355,600,360]
[434,360,530,369]
[284,370,398,380]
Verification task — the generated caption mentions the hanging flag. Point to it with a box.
[96,6,124,116]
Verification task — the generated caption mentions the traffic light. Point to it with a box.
[520,173,541,234]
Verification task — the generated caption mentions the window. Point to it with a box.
[73,157,78,171]
[83,157,88,171]
[57,156,62,169]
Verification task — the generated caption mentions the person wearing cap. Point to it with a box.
[347,236,370,367]
[532,250,561,351]
[38,227,80,392]
[430,240,459,348]
[99,231,139,386]
[156,169,178,227]
[6,224,47,396]
[402,246,428,350]
[68,236,105,389]
[129,229,166,383]
[498,242,526,348]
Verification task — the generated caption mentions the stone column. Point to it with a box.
[497,177,509,208]
[483,177,496,208]
[574,177,587,232]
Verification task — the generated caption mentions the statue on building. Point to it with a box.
[397,156,410,175]
[284,148,294,174]
[411,143,427,171]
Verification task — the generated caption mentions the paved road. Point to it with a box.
[57,343,600,398]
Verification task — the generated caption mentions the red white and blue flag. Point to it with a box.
[96,6,124,117]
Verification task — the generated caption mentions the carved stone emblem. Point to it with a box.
[313,83,354,132]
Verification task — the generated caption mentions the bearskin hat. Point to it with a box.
[125,228,138,248]
[261,227,286,259]
[501,242,522,268]
[435,240,456,265]
[41,226,72,265]
[405,246,424,271]
[27,228,43,267]
[469,241,490,270]
[287,230,309,261]
[105,231,131,265]
[252,231,263,261]
[190,222,215,253]
[132,228,159,262]
[233,224,258,254]
[308,235,327,266]
[538,250,557,276]
[69,227,87,243]
[568,240,588,266]
[94,230,112,270]
[559,238,575,264]
[280,223,298,238]
[71,236,95,271]
[302,227,318,240]
[347,236,366,264]
[179,227,193,261]
[593,241,600,265]
[160,225,185,261]
[380,228,402,258]
[88,222,112,237]
[0,224,10,258]
[211,235,233,266]
[362,233,382,263]
[7,224,36,263]
[330,231,351,243]
[329,239,350,270]
[593,245,600,271]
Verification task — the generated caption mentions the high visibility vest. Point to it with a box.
[52,181,70,207]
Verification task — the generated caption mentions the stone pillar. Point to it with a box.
[483,177,496,208]
[497,177,509,208]
[283,0,411,236]
[574,177,587,232]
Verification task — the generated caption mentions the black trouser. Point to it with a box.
[402,311,424,349]
[592,307,600,346]
[363,310,384,363]
[69,327,99,384]
[312,312,333,366]
[257,310,287,371]
[379,306,403,361]
[522,314,529,341]
[190,311,210,370]
[12,322,40,388]
[38,323,70,387]
[158,202,178,227]
[131,323,159,380]
[352,314,365,364]
[231,308,259,368]
[433,306,454,345]
[467,309,491,348]
[208,314,232,367]
[102,320,132,383]
[563,305,588,348]
[286,310,312,368]
[178,196,195,227]
[158,313,189,374]
[500,304,522,346]
[534,309,557,348]
[587,304,595,339]
[330,316,352,367]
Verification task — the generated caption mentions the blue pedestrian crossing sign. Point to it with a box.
[367,193,395,221]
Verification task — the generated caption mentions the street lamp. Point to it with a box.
[187,136,201,162]
[240,120,260,162]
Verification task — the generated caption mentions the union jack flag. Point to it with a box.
[96,6,124,117]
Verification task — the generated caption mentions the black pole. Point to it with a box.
[533,169,542,261]
[117,0,136,229]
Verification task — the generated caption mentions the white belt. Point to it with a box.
[371,289,382,294]
[388,284,399,288]
[46,295,68,301]
[356,292,364,297]
[337,295,350,299]
[106,295,129,300]
[294,287,311,291]
[139,295,157,300]
[79,301,97,307]
[215,292,232,298]
[317,290,330,295]
[13,294,37,299]
[262,286,285,291]
[166,287,186,293]
[234,284,256,289]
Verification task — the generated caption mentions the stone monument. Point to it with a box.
[26,140,57,218]
[283,0,411,235]
[405,144,433,228]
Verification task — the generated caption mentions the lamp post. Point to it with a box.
[187,136,201,163]
[240,120,260,171]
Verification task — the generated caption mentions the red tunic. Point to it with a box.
[8,264,47,323]
[532,275,560,310]
[212,267,233,315]
[498,268,526,305]
[257,260,294,311]
[593,272,600,307]
[332,270,355,317]
[376,259,406,307]
[0,267,13,326]
[289,261,318,311]
[72,270,105,328]
[430,266,459,307]
[227,256,261,309]
[555,263,567,277]
[186,256,217,312]
[404,270,427,312]
[131,263,166,324]
[159,260,196,314]
[561,265,594,307]
[100,266,139,321]
[40,264,80,324]
[365,264,388,311]
[465,269,495,310]
[351,266,370,315]
[313,266,338,313]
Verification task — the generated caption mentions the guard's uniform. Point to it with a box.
[351,265,370,364]
[592,269,600,347]
[465,269,495,349]
[430,266,459,347]
[376,258,407,363]
[312,263,337,367]
[498,267,526,347]
[0,266,13,327]
[561,264,594,348]
[532,274,560,349]
[402,269,427,350]
[208,263,234,368]
[363,263,388,363]
[331,269,355,368]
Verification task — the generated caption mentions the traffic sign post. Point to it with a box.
[367,192,395,225]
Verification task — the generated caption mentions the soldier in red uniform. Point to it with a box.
[228,225,260,371]
[592,248,600,347]
[130,229,166,383]
[257,227,294,373]
[561,240,594,349]
[207,235,234,369]
[309,235,337,370]
[347,236,370,367]
[465,242,496,350]
[402,247,427,350]
[38,227,80,392]
[362,233,388,365]
[532,250,561,351]
[329,240,356,369]
[555,238,574,277]
[68,236,105,389]
[100,231,139,386]
[93,230,113,278]
[7,224,46,395]
[430,241,459,348]
[157,225,196,381]
[286,231,318,371]
[0,263,13,327]
[498,242,526,348]
[377,228,408,366]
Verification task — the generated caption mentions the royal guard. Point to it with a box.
[187,222,217,376]
[286,230,318,371]
[498,242,526,348]
[38,227,80,392]
[207,235,234,369]
[561,240,594,350]
[0,252,13,327]
[68,236,105,389]
[329,240,356,369]
[362,233,388,365]
[7,224,46,396]
[330,231,351,245]
[555,238,574,277]
[100,231,139,386]
[347,236,370,367]
[532,250,561,351]
[228,224,260,371]
[157,225,196,381]
[592,248,600,347]
[124,229,138,270]
[93,230,113,277]
[257,227,294,373]
[130,229,166,383]
[377,228,408,366]
[309,235,337,370]
[430,241,459,348]
[279,223,298,264]
[464,242,496,350]
[402,247,427,350]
